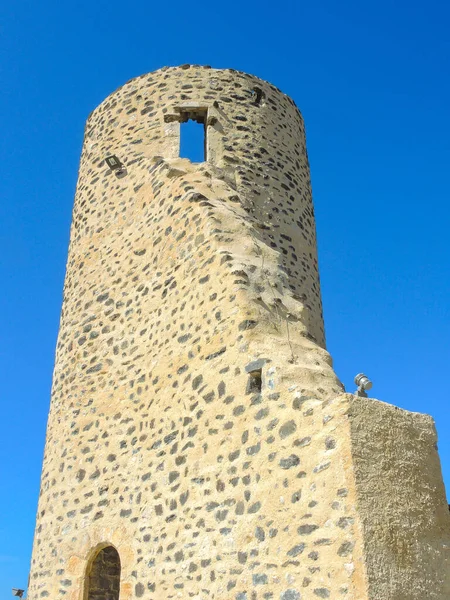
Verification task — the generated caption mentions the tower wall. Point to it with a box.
[73,65,328,347]
[28,66,449,600]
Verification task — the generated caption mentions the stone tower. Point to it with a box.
[28,66,449,600]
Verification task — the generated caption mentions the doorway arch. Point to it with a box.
[84,544,121,600]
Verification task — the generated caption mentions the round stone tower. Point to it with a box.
[28,66,450,600]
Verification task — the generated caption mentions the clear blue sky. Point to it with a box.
[1,0,449,594]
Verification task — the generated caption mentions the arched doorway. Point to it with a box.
[85,545,121,600]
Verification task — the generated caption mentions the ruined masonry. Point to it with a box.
[28,66,450,600]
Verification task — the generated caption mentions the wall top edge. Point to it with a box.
[85,64,302,126]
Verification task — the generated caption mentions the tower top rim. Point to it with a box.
[85,64,302,126]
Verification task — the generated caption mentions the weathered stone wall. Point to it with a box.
[28,66,449,600]
[348,396,450,600]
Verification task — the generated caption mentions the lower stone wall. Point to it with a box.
[28,390,450,599]
[348,395,450,600]
[29,385,372,599]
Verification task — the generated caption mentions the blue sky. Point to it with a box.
[1,0,449,594]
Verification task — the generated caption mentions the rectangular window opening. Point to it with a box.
[246,369,262,394]
[179,111,207,163]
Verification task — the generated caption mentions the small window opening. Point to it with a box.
[85,545,121,600]
[251,87,264,106]
[179,110,207,162]
[246,369,262,394]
